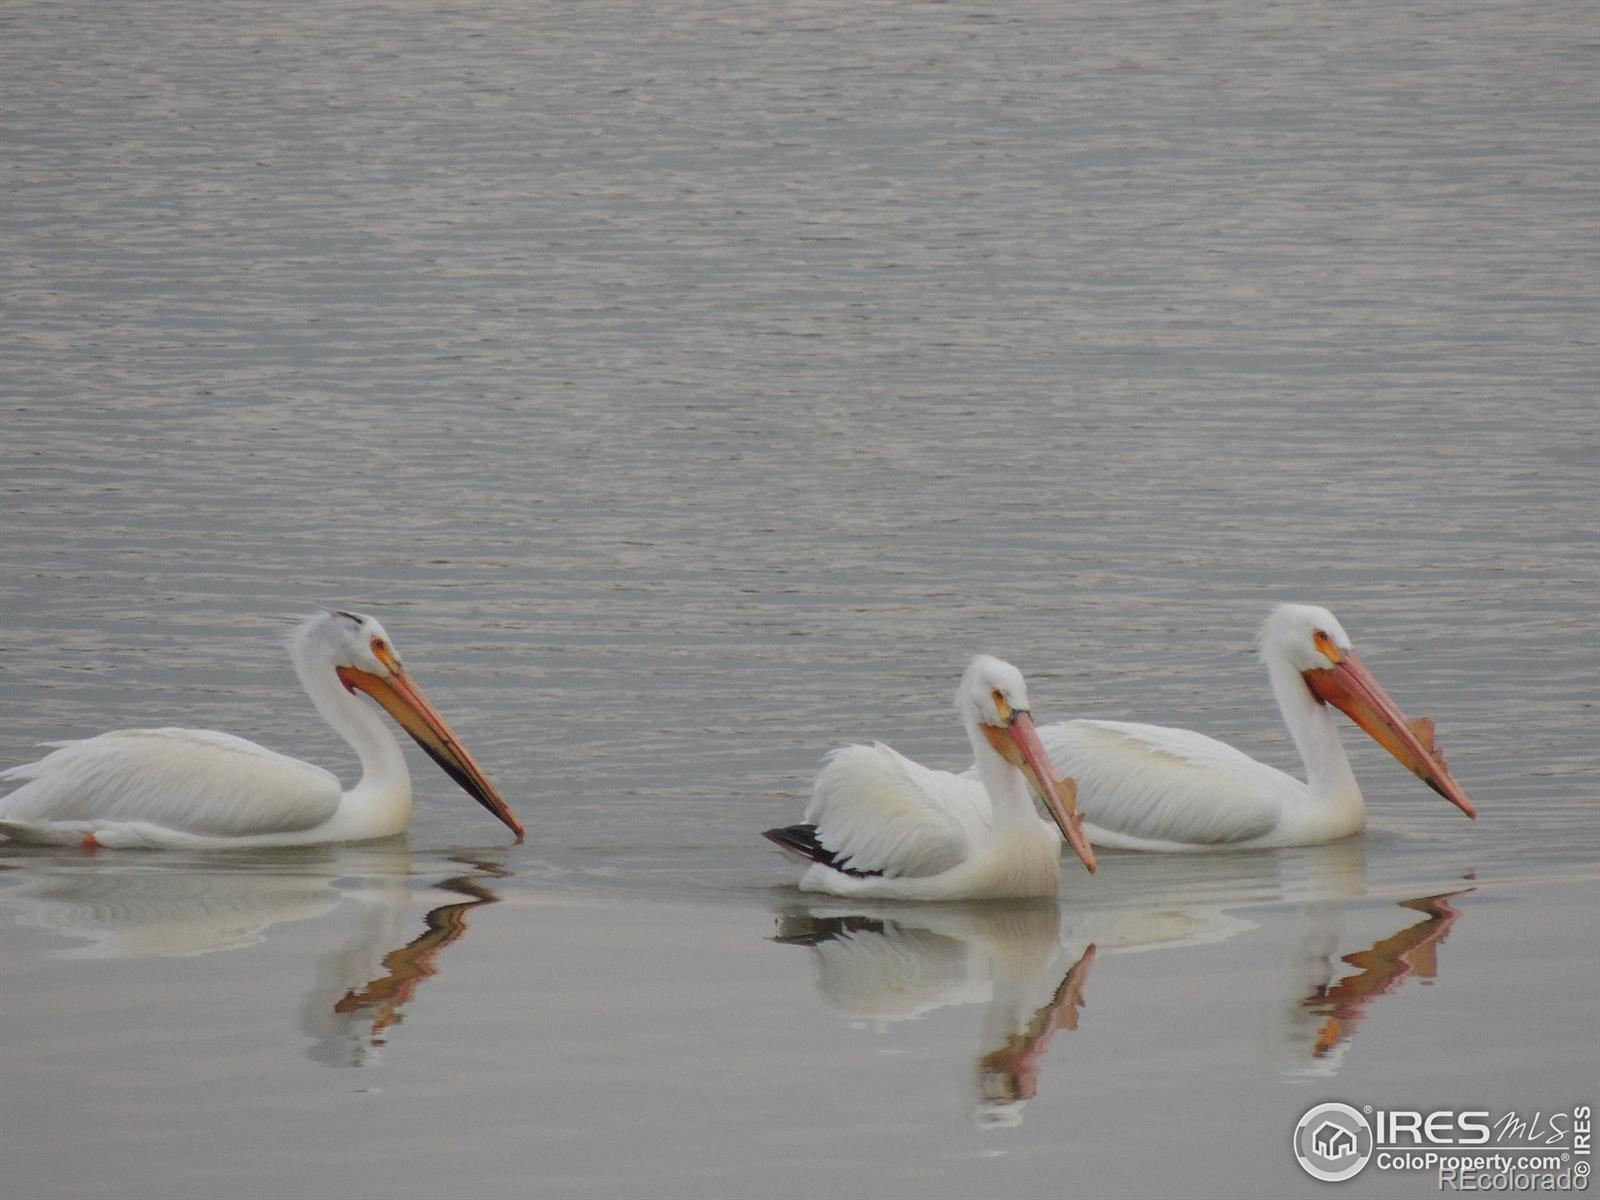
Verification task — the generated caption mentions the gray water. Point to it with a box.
[2,2,1596,1197]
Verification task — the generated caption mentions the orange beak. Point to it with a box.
[337,665,525,842]
[1303,650,1475,820]
[984,711,1097,873]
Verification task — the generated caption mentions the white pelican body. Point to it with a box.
[1024,604,1475,851]
[764,656,1096,901]
[0,611,524,849]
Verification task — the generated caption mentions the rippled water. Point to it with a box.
[2,1,1596,1197]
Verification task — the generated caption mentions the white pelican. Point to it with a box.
[763,655,1097,900]
[0,610,524,849]
[1022,603,1475,851]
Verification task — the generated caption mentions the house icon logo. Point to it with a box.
[1313,1121,1358,1160]
[1294,1102,1374,1181]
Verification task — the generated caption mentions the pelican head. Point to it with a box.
[298,610,525,841]
[1260,604,1474,819]
[959,655,1096,873]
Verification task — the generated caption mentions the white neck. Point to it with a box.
[967,716,1038,833]
[1265,651,1362,816]
[294,647,413,836]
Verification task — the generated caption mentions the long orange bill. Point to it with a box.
[1302,650,1475,819]
[987,711,1097,874]
[338,666,526,841]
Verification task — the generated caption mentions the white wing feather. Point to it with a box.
[805,743,989,878]
[1035,720,1287,847]
[0,728,341,837]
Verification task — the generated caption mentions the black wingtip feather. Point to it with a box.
[771,914,889,946]
[761,824,883,877]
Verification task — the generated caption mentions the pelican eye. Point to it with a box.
[990,689,1013,722]
[1311,628,1341,663]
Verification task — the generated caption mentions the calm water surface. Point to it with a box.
[1,1,1596,1197]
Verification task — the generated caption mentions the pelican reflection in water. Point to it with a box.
[1295,887,1474,1068]
[772,903,1096,1127]
[0,855,351,959]
[974,942,1096,1113]
[0,847,507,1068]
[315,862,507,1065]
